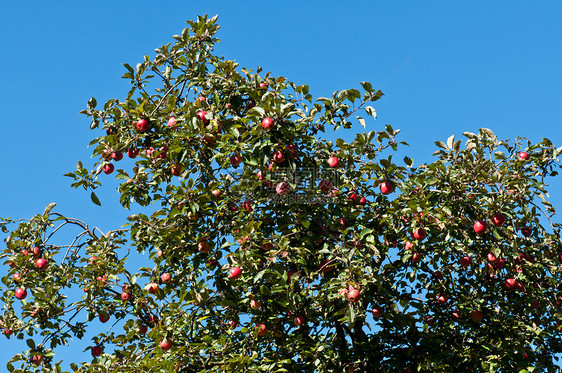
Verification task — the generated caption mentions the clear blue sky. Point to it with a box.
[1,1,561,368]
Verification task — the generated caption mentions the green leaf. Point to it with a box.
[91,192,101,206]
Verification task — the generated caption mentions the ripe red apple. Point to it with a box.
[436,294,447,305]
[327,156,340,168]
[111,151,123,161]
[136,119,149,132]
[470,309,483,322]
[30,355,44,366]
[404,241,414,250]
[148,314,159,325]
[473,220,487,235]
[287,144,298,157]
[459,256,471,269]
[197,110,209,124]
[404,368,414,373]
[380,181,394,195]
[211,189,221,197]
[161,273,171,284]
[241,200,253,211]
[229,154,242,167]
[160,338,173,351]
[521,226,532,237]
[250,299,262,309]
[147,282,159,294]
[505,278,517,290]
[372,307,383,319]
[276,181,291,195]
[411,252,422,264]
[261,117,274,130]
[262,242,273,251]
[272,151,285,163]
[98,311,110,323]
[156,249,163,258]
[229,267,242,279]
[139,324,148,334]
[171,163,182,176]
[294,316,305,326]
[487,252,497,263]
[347,289,361,302]
[358,196,367,205]
[492,213,505,227]
[121,292,131,301]
[494,257,505,269]
[255,323,267,336]
[32,246,41,257]
[434,271,443,279]
[102,163,114,175]
[518,151,529,160]
[318,179,333,192]
[167,116,177,128]
[412,228,427,241]
[35,258,48,271]
[227,320,237,329]
[198,240,211,253]
[259,82,268,89]
[12,273,21,281]
[127,148,139,158]
[15,287,27,300]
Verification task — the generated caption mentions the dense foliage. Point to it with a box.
[2,15,562,372]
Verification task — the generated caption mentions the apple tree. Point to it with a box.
[2,15,562,372]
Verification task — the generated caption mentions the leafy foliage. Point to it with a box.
[1,15,562,372]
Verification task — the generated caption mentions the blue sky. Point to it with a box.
[1,1,561,368]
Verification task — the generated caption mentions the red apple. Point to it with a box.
[521,226,532,237]
[139,324,148,334]
[487,253,497,263]
[319,258,334,272]
[197,110,209,124]
[505,278,517,290]
[121,292,131,301]
[412,228,427,241]
[434,271,443,279]
[230,154,242,167]
[492,213,505,227]
[111,151,123,161]
[358,197,367,205]
[30,355,44,366]
[473,220,487,235]
[227,320,237,329]
[15,287,27,300]
[32,246,41,257]
[380,181,394,195]
[147,282,159,294]
[404,368,414,373]
[411,252,422,264]
[12,273,21,281]
[459,256,471,269]
[35,258,48,270]
[470,309,483,322]
[259,82,268,89]
[494,258,505,269]
[241,200,253,211]
[276,181,291,195]
[171,163,182,176]
[250,299,262,309]
[160,338,173,351]
[229,267,242,279]
[255,323,267,336]
[318,179,333,192]
[136,119,149,132]
[372,307,383,319]
[287,144,298,157]
[294,316,305,326]
[98,311,110,323]
[167,116,177,128]
[261,117,274,130]
[327,156,340,168]
[127,148,139,158]
[148,314,159,325]
[436,294,447,305]
[102,163,114,175]
[518,151,529,160]
[211,189,221,197]
[347,289,361,302]
[272,151,285,163]
[404,241,414,250]
[161,273,171,284]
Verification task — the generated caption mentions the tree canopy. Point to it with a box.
[1,15,562,372]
